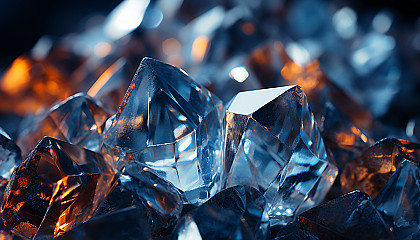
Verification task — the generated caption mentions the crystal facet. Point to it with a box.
[97,161,183,238]
[341,138,420,198]
[1,137,116,239]
[17,93,111,156]
[373,160,420,240]
[299,191,393,240]
[104,57,224,204]
[223,85,338,225]
[172,185,269,239]
[0,127,22,179]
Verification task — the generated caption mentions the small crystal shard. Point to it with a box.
[0,127,22,179]
[56,207,151,240]
[97,161,183,238]
[172,185,269,239]
[299,191,393,240]
[1,137,116,239]
[17,92,111,155]
[341,138,420,198]
[373,160,420,239]
[223,85,338,225]
[104,57,224,204]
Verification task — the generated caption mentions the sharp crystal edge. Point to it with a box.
[223,85,338,226]
[103,57,224,204]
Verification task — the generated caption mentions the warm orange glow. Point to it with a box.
[335,132,356,146]
[94,42,112,58]
[0,57,31,94]
[167,54,184,68]
[191,36,209,62]
[88,59,125,97]
[281,60,322,93]
[162,38,181,55]
[242,22,255,35]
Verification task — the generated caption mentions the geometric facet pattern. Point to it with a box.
[373,160,420,240]
[341,138,420,198]
[1,137,116,239]
[0,127,22,179]
[17,93,111,155]
[224,85,338,225]
[104,57,224,204]
[299,191,393,240]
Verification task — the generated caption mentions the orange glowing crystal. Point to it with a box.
[0,56,72,116]
[0,137,116,239]
[341,138,420,198]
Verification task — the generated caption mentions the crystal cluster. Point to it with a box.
[0,0,419,239]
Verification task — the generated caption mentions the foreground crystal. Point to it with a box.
[223,85,338,225]
[1,137,116,239]
[96,161,183,238]
[17,92,111,155]
[57,207,151,240]
[172,185,269,239]
[299,191,393,240]
[104,57,224,204]
[0,127,22,179]
[373,160,420,240]
[341,138,420,198]
[271,221,319,240]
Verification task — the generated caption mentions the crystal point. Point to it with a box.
[224,86,338,225]
[104,57,224,204]
[299,191,393,240]
[341,138,420,198]
[373,160,420,239]
[1,137,115,239]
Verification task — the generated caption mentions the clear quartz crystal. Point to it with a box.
[104,57,224,204]
[223,85,338,225]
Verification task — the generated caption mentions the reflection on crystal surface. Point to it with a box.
[272,221,319,240]
[223,85,338,225]
[299,191,393,240]
[1,137,115,239]
[17,93,111,156]
[172,185,269,240]
[0,127,22,179]
[57,207,152,240]
[341,138,420,198]
[104,57,224,204]
[373,160,420,240]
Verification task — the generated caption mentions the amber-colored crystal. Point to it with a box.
[1,137,115,239]
[340,138,420,198]
[0,56,72,116]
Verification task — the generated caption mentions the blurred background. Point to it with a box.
[0,0,420,138]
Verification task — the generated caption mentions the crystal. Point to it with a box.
[87,58,135,112]
[1,137,116,239]
[0,56,72,116]
[341,138,420,198]
[223,85,338,225]
[373,160,420,239]
[97,161,183,238]
[17,92,111,156]
[56,207,151,240]
[172,185,269,239]
[103,57,224,204]
[299,191,393,240]
[319,102,374,171]
[0,127,22,179]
